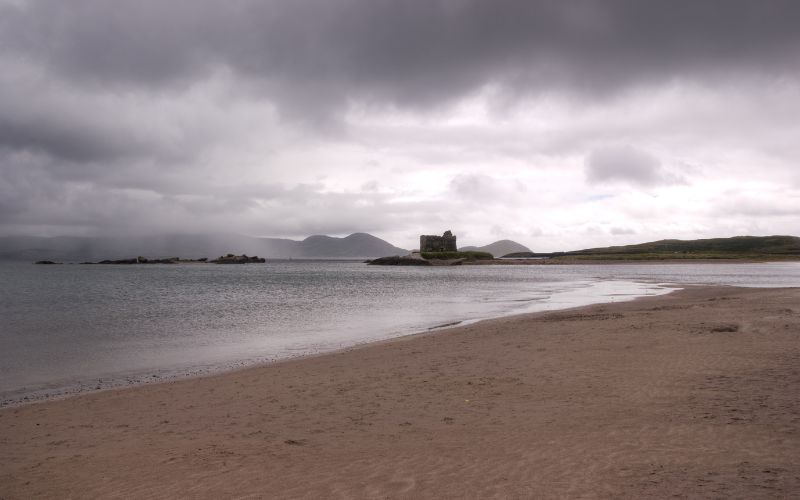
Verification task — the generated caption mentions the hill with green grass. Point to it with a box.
[505,236,800,260]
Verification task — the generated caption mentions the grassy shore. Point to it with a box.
[547,252,800,261]
[470,255,800,265]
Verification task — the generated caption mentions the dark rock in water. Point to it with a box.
[34,260,62,265]
[97,257,180,264]
[80,255,261,264]
[368,254,469,266]
[367,256,431,266]
[211,254,266,264]
[99,258,138,264]
[92,256,209,264]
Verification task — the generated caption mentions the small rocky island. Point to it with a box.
[368,231,494,266]
[91,257,205,264]
[211,254,266,264]
[75,254,266,265]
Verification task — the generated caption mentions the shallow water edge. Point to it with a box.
[1,279,674,407]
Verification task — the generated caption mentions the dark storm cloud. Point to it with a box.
[2,0,800,163]
[3,0,800,117]
[0,108,137,163]
[1,0,799,239]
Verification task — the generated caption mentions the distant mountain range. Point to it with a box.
[11,233,788,263]
[460,239,532,257]
[0,233,409,261]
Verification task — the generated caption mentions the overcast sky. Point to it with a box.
[1,0,799,251]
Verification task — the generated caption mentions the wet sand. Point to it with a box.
[2,286,799,498]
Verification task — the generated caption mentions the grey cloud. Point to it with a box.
[1,0,799,241]
[585,145,680,186]
[0,156,52,218]
[0,148,440,237]
[450,173,528,205]
[3,0,800,119]
[2,0,799,171]
[360,180,380,192]
[714,191,800,218]
[450,174,501,198]
[0,68,198,166]
[610,226,636,235]
[0,110,141,164]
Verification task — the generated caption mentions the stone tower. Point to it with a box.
[419,230,457,252]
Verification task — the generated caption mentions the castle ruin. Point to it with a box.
[420,230,457,252]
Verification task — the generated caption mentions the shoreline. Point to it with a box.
[2,285,799,498]
[0,278,674,408]
[470,257,800,265]
[19,256,800,266]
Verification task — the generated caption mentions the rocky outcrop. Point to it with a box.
[211,254,266,264]
[34,260,62,264]
[367,256,431,266]
[84,257,209,264]
[367,254,467,266]
[96,257,178,264]
[79,255,264,264]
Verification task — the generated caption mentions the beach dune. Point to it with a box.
[1,286,799,498]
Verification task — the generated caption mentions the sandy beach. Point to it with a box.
[1,285,799,499]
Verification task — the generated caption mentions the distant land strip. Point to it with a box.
[498,235,800,261]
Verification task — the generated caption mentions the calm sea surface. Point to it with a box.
[1,261,799,404]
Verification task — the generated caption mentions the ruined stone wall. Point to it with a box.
[419,231,457,252]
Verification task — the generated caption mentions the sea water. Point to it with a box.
[1,260,798,404]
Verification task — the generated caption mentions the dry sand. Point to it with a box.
[2,286,799,499]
